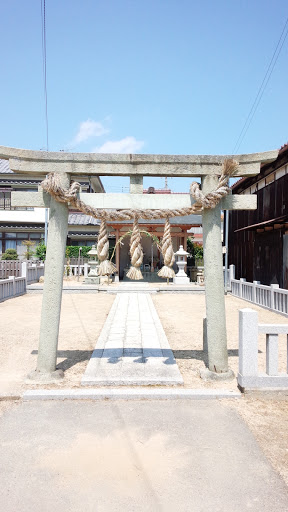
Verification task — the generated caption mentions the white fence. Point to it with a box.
[0,260,22,278]
[21,262,45,284]
[231,277,288,316]
[238,308,288,390]
[64,264,89,278]
[0,276,26,303]
[0,262,44,302]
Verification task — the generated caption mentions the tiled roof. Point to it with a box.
[279,142,288,155]
[68,213,101,226]
[0,160,13,174]
[232,143,287,191]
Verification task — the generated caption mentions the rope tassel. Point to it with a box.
[158,219,175,279]
[126,218,144,280]
[97,219,117,276]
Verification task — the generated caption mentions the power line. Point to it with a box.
[233,15,288,154]
[41,0,49,151]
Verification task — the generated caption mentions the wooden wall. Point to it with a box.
[229,173,288,288]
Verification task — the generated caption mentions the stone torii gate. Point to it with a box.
[0,146,278,382]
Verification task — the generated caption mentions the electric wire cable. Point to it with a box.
[233,15,288,154]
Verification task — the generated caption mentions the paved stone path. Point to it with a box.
[82,293,183,386]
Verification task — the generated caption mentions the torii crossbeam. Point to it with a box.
[0,146,278,382]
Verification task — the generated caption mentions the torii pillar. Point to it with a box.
[201,175,231,379]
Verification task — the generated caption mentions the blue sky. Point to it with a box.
[1,0,287,192]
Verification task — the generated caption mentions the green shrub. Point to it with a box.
[1,249,19,260]
[65,246,92,259]
[35,241,46,261]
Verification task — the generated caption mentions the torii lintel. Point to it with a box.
[0,145,279,177]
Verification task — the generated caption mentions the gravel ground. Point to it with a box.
[0,293,114,395]
[153,293,288,390]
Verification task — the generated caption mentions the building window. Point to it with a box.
[5,240,16,250]
[0,190,11,210]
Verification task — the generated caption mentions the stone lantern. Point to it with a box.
[173,245,190,284]
[84,245,100,284]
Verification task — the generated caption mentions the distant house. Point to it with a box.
[228,143,288,288]
[0,160,202,280]
[0,159,104,257]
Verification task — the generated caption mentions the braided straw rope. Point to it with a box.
[97,219,117,276]
[158,219,175,279]
[41,159,238,221]
[126,218,144,280]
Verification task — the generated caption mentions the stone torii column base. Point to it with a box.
[27,369,64,384]
[200,368,235,382]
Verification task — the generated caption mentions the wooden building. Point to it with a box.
[228,143,288,287]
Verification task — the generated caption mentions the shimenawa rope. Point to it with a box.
[41,159,238,221]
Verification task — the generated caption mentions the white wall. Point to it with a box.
[0,209,46,223]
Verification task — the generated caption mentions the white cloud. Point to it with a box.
[93,136,144,154]
[72,119,109,145]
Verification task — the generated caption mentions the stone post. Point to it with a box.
[29,172,70,381]
[115,229,120,274]
[201,175,233,379]
[84,263,88,278]
[238,308,258,389]
[8,275,16,297]
[130,176,143,194]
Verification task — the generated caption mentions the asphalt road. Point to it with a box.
[0,399,287,511]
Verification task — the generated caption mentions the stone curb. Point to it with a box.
[27,285,205,294]
[0,394,21,401]
[22,388,241,401]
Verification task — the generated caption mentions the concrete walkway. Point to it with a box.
[82,293,183,386]
[0,399,287,512]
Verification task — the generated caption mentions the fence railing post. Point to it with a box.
[239,278,246,299]
[252,280,260,303]
[270,284,279,311]
[21,261,27,279]
[8,275,16,297]
[238,308,258,388]
[229,264,235,288]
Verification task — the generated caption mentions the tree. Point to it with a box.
[1,248,18,260]
[187,237,204,263]
[22,240,35,260]
[35,241,46,261]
